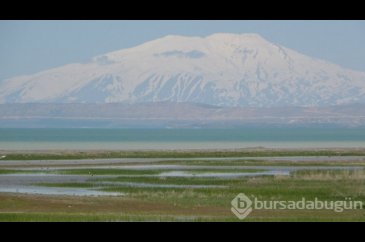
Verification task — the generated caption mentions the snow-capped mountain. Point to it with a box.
[1,33,365,107]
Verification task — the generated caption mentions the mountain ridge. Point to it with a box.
[1,33,365,107]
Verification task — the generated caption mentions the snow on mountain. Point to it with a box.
[1,33,365,107]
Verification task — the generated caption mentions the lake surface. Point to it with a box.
[1,128,365,150]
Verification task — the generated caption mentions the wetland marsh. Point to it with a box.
[1,149,365,221]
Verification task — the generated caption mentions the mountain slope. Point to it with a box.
[1,33,365,107]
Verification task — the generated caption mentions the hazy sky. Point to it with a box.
[1,20,365,80]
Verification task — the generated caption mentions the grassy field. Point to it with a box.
[2,148,365,160]
[1,150,365,222]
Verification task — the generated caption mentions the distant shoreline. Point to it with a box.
[1,141,365,151]
[1,147,365,160]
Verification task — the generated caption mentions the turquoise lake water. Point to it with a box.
[0,128,365,150]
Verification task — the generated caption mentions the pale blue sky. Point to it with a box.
[1,20,365,80]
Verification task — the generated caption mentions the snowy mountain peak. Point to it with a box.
[207,32,266,41]
[1,33,365,107]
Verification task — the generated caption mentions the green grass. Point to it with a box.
[97,176,254,186]
[35,182,96,188]
[91,170,365,213]
[1,157,365,221]
[2,212,364,222]
[0,213,221,222]
[292,169,365,181]
[2,149,365,160]
[154,159,365,167]
[96,177,365,204]
[0,169,25,175]
[55,169,162,176]
[54,168,266,176]
[0,169,44,175]
[189,169,266,173]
